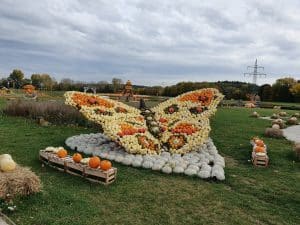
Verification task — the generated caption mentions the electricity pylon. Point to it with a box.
[244,59,266,84]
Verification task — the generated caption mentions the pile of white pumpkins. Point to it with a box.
[0,154,16,172]
[65,133,225,180]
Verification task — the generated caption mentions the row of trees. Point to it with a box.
[259,77,300,102]
[1,69,299,102]
[0,70,124,93]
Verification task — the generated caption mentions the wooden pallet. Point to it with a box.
[252,152,269,167]
[39,150,117,185]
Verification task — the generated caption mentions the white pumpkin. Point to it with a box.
[0,158,16,172]
[80,158,90,164]
[187,165,200,172]
[152,163,164,171]
[162,165,172,174]
[132,160,142,167]
[122,157,133,166]
[184,168,197,176]
[211,165,225,181]
[197,170,210,179]
[173,166,184,173]
[142,160,153,169]
[0,154,12,161]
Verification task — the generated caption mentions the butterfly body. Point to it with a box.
[65,88,223,155]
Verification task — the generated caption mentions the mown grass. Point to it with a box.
[0,99,299,225]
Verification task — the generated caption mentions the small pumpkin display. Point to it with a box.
[100,160,112,171]
[255,139,265,147]
[57,149,68,158]
[254,146,266,153]
[89,156,101,168]
[73,153,82,163]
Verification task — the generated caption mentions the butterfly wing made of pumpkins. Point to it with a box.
[64,91,160,155]
[151,88,224,154]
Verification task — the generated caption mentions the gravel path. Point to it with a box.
[283,125,300,143]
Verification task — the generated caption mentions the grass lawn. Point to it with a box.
[0,99,299,225]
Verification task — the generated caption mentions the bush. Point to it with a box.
[2,100,89,126]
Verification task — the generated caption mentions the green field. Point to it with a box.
[0,98,300,225]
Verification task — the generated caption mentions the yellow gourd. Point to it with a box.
[0,158,16,172]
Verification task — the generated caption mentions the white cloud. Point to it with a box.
[0,0,299,85]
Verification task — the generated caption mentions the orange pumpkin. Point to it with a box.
[255,140,265,147]
[57,149,68,158]
[100,160,112,171]
[72,153,82,163]
[89,156,101,168]
[254,146,266,153]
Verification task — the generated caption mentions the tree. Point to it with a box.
[112,78,123,93]
[31,74,42,88]
[9,69,24,88]
[59,78,75,91]
[31,73,56,90]
[259,84,273,101]
[272,77,296,102]
[290,83,300,102]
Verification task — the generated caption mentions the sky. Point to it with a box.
[0,0,300,86]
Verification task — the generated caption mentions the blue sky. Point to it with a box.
[0,0,300,85]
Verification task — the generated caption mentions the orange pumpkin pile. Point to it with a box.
[179,89,213,106]
[71,93,114,108]
[252,138,267,154]
[171,122,198,135]
[117,123,146,137]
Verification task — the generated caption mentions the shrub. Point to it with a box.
[2,100,89,126]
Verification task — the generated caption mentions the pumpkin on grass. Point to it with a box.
[100,160,112,171]
[72,153,82,163]
[89,156,101,168]
[57,149,68,158]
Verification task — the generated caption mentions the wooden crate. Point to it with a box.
[84,167,117,185]
[252,152,269,167]
[65,161,85,176]
[39,150,117,185]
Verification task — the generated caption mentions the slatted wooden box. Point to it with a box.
[252,152,269,167]
[84,167,117,185]
[39,150,117,185]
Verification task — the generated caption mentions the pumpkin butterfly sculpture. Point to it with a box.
[65,88,224,155]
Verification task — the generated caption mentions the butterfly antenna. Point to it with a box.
[139,98,147,110]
